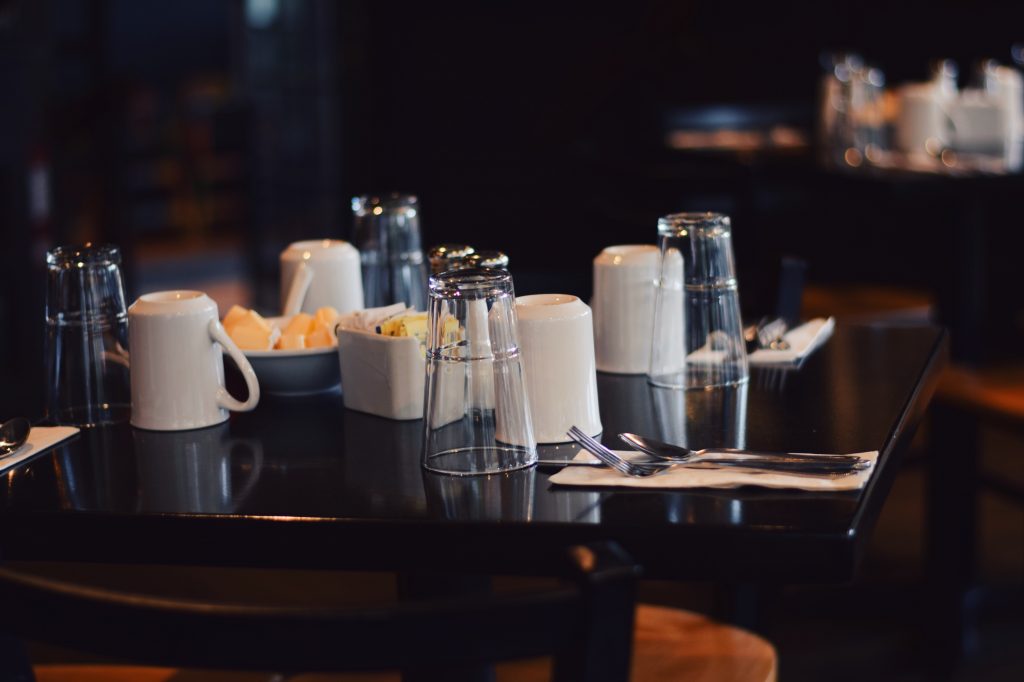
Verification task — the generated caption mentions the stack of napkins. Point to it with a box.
[0,426,79,474]
[548,448,877,491]
[337,303,411,332]
[748,317,835,366]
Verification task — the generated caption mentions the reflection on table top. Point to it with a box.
[0,324,946,583]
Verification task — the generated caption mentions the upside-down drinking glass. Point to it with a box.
[648,212,748,390]
[45,243,131,426]
[422,268,536,475]
[352,193,428,310]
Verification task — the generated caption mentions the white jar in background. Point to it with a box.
[280,239,364,316]
[591,244,660,374]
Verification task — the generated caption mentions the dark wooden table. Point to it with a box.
[0,323,946,586]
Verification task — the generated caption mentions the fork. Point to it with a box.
[566,427,665,477]
[567,426,862,478]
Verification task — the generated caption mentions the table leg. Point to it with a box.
[925,401,980,670]
[397,573,495,682]
[714,582,767,634]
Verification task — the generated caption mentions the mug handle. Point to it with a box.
[282,261,314,316]
[208,319,261,412]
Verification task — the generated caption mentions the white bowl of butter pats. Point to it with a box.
[222,306,341,396]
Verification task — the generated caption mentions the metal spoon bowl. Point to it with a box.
[0,417,31,458]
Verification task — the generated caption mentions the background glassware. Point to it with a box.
[352,193,428,310]
[817,52,886,167]
[648,212,749,390]
[422,268,536,475]
[45,243,131,426]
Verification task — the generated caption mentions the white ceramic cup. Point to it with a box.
[591,244,660,374]
[950,93,1007,155]
[516,294,602,444]
[128,290,260,431]
[895,83,953,154]
[280,239,364,316]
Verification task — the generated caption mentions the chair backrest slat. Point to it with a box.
[0,541,638,678]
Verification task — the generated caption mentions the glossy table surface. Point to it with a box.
[0,324,946,582]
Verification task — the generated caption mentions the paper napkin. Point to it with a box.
[748,317,835,366]
[0,426,80,474]
[548,448,877,492]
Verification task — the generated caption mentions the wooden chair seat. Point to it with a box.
[35,605,777,682]
[33,668,277,682]
[936,363,1024,427]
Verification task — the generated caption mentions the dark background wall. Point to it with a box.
[3,0,1024,418]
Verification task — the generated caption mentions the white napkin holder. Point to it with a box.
[337,328,425,420]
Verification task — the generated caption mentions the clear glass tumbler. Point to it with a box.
[422,268,537,475]
[352,193,428,310]
[648,212,749,390]
[45,243,131,425]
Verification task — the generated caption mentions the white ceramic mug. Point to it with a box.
[128,291,260,431]
[591,244,660,374]
[516,294,602,444]
[280,239,364,316]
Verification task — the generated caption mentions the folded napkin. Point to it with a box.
[0,426,79,474]
[548,448,877,491]
[337,303,413,332]
[748,317,835,366]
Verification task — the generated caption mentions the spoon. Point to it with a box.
[0,417,31,458]
[617,433,872,469]
[536,458,676,469]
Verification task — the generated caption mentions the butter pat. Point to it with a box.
[230,323,273,350]
[226,308,274,349]
[284,313,315,337]
[306,326,334,348]
[275,333,306,350]
[315,306,339,329]
[241,310,272,333]
[380,312,429,342]
[222,304,249,332]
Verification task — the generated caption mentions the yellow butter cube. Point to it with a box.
[306,325,334,348]
[235,309,271,334]
[229,323,273,350]
[284,312,315,337]
[222,304,249,332]
[315,306,339,328]
[275,333,306,350]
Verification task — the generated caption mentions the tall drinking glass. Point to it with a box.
[45,243,131,425]
[648,212,748,390]
[422,268,536,475]
[352,193,428,310]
